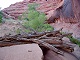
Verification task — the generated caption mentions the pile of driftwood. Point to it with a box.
[0,29,74,55]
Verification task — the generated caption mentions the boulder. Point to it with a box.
[0,44,43,60]
[72,45,80,59]
[44,50,78,60]
[62,37,71,43]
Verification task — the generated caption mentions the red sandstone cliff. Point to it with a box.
[2,1,28,19]
[2,0,80,39]
[2,0,61,19]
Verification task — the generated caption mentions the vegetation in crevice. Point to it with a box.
[0,11,3,23]
[61,32,80,46]
[67,35,80,46]
[22,3,53,33]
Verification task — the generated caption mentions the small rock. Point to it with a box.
[62,37,71,43]
[72,45,80,60]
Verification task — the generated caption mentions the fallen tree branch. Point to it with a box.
[0,30,74,55]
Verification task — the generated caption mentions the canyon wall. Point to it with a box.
[2,0,80,39]
[49,0,80,39]
[2,0,61,19]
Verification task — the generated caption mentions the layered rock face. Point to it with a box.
[2,1,28,19]
[2,0,61,19]
[37,0,62,19]
[49,0,80,39]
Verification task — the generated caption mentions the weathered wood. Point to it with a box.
[32,39,64,55]
[40,39,63,44]
[0,30,74,55]
[0,42,20,47]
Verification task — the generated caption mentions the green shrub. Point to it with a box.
[18,3,39,20]
[28,3,39,11]
[22,3,53,32]
[16,28,21,34]
[0,11,2,23]
[67,36,80,46]
[18,12,28,20]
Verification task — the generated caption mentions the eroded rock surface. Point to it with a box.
[2,1,28,19]
[44,50,78,60]
[0,44,43,60]
[2,0,61,19]
[50,22,80,39]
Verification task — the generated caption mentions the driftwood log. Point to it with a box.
[0,29,74,55]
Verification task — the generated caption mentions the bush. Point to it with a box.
[0,11,2,23]
[22,3,53,32]
[28,3,39,11]
[67,36,80,46]
[18,3,39,20]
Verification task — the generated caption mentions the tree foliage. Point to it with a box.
[0,11,2,23]
[22,3,53,32]
[67,36,80,46]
